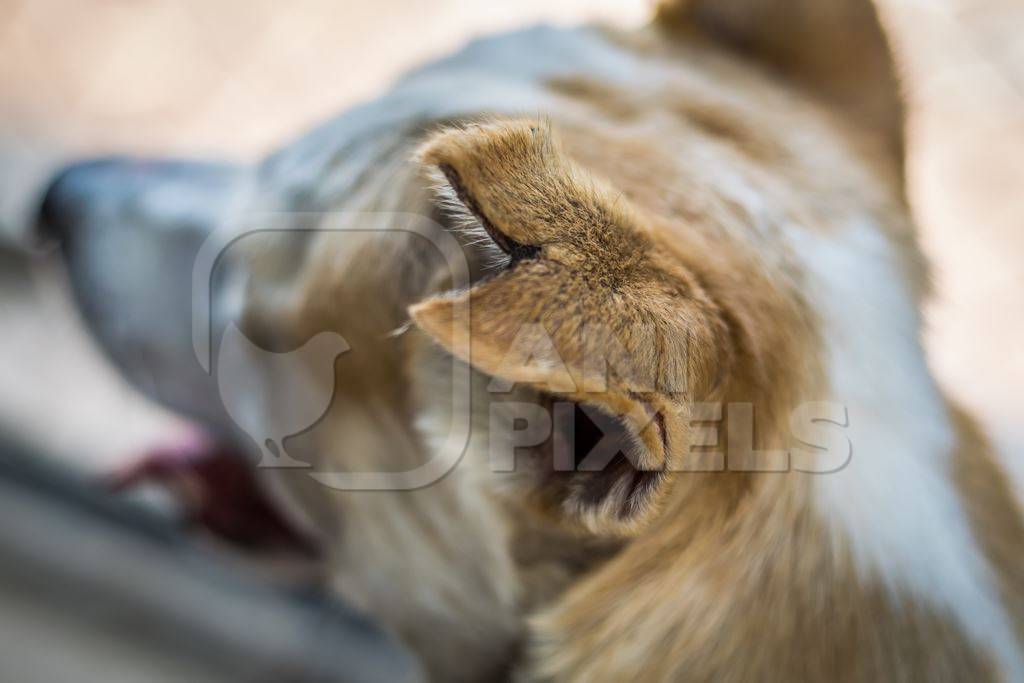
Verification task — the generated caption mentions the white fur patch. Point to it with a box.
[425,165,511,271]
[797,219,1024,679]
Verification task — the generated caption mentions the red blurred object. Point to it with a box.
[108,429,319,556]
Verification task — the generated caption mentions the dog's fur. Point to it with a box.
[44,0,1024,680]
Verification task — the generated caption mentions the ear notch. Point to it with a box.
[657,0,905,168]
[412,268,679,536]
[410,257,727,536]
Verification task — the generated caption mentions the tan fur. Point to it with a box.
[407,110,1015,678]
[952,406,1024,650]
[528,476,999,682]
[653,0,905,167]
[235,1,1024,680]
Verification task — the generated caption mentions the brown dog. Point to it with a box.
[40,0,1024,680]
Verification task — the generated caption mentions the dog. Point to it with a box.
[38,0,1024,680]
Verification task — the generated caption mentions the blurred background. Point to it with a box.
[0,0,1021,679]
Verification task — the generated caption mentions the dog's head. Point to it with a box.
[37,0,914,544]
[402,1,912,537]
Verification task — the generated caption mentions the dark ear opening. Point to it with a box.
[552,398,674,535]
[657,0,905,173]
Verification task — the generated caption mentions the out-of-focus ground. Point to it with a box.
[0,0,1021,491]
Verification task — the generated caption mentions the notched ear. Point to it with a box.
[409,258,718,537]
[657,0,905,169]
[413,118,732,535]
[410,264,682,536]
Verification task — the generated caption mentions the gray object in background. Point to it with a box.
[0,432,424,683]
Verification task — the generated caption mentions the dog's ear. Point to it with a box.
[410,121,730,535]
[657,0,904,169]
